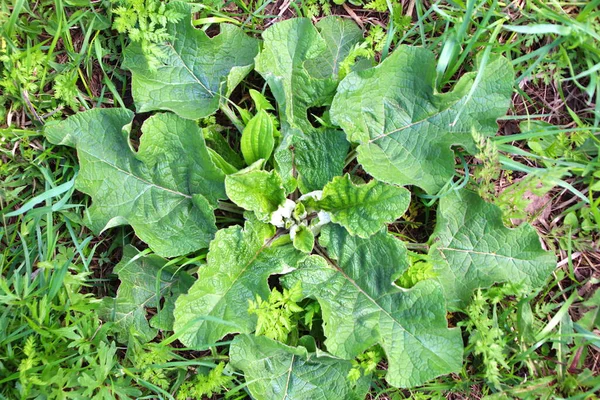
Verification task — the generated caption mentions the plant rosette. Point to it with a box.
[44,3,556,398]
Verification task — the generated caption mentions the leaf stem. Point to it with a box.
[403,242,430,252]
[216,217,244,224]
[219,103,245,133]
[217,201,245,214]
[344,148,357,168]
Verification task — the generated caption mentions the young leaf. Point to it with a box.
[123,2,259,120]
[173,218,303,348]
[241,110,275,165]
[282,225,463,388]
[204,125,245,169]
[292,224,315,253]
[99,246,194,343]
[331,47,514,194]
[207,148,238,175]
[428,189,556,310]
[316,175,411,238]
[45,109,224,257]
[230,335,371,400]
[225,166,286,221]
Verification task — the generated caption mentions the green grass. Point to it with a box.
[1,0,599,399]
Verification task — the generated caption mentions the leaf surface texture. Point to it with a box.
[283,225,463,387]
[257,18,360,192]
[317,175,411,237]
[331,47,514,193]
[173,219,303,348]
[429,190,556,309]
[230,335,370,400]
[45,109,224,257]
[225,167,287,222]
[123,2,259,119]
[100,246,193,343]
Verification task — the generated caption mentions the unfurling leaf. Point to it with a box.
[292,224,315,253]
[225,166,286,222]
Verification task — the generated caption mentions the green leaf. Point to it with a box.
[275,127,350,194]
[292,224,314,253]
[283,225,463,388]
[316,175,411,238]
[249,89,274,112]
[225,166,286,221]
[256,17,360,193]
[578,290,600,331]
[428,189,556,310]
[256,17,362,131]
[99,246,194,343]
[230,335,371,400]
[306,16,368,79]
[397,258,437,289]
[173,218,303,348]
[331,46,514,194]
[122,2,259,120]
[45,109,224,257]
[241,110,275,165]
[207,148,238,175]
[204,125,245,169]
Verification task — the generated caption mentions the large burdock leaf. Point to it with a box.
[256,17,363,131]
[282,225,463,388]
[123,2,259,120]
[173,218,303,348]
[331,46,514,194]
[100,246,194,343]
[257,17,363,192]
[230,335,371,400]
[45,109,225,257]
[316,175,411,238]
[428,189,556,310]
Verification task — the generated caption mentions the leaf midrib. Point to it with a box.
[198,230,276,331]
[281,354,295,400]
[82,148,192,199]
[437,246,539,263]
[319,243,451,368]
[165,42,216,97]
[366,94,466,144]
[114,279,176,325]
